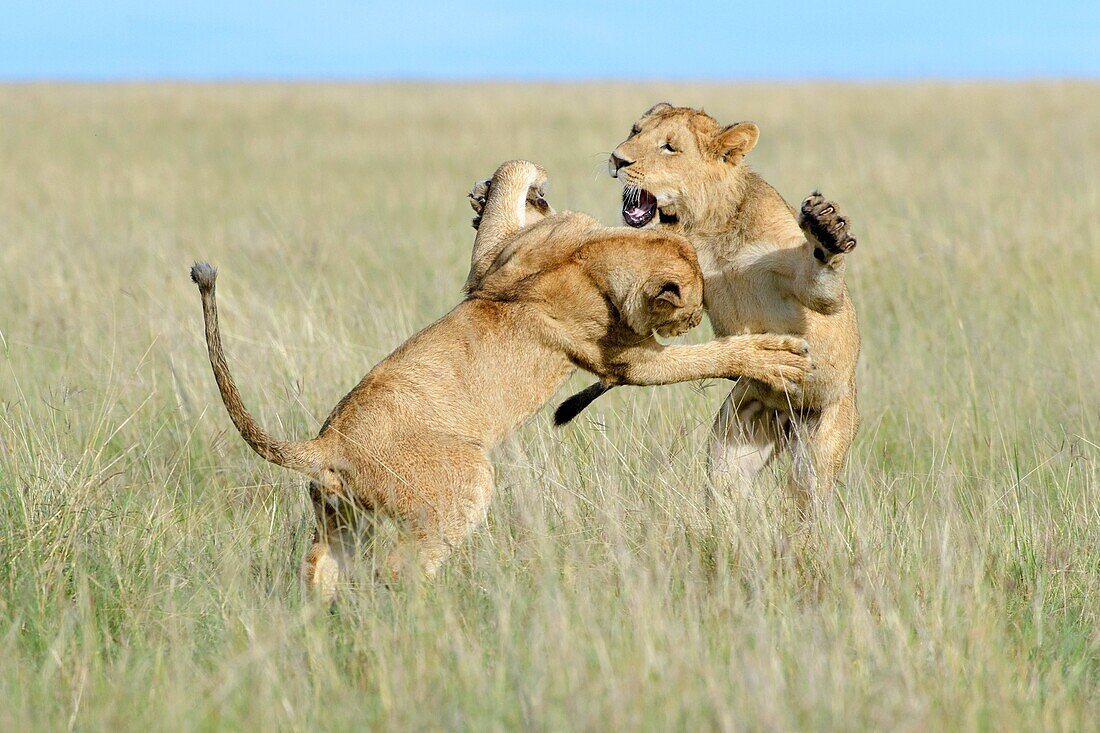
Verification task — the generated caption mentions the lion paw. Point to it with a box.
[800,191,856,263]
[741,334,813,400]
[469,161,552,230]
[495,159,547,189]
[505,161,551,217]
[468,178,491,229]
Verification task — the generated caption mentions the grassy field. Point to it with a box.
[0,83,1097,731]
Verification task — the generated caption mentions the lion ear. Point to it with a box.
[652,281,684,308]
[712,122,759,164]
[643,102,673,117]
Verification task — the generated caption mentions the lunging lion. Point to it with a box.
[191,160,811,598]
[563,104,862,507]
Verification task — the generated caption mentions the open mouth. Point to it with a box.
[622,188,658,228]
[622,188,679,228]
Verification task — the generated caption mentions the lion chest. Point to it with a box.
[695,239,801,336]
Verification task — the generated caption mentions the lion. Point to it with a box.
[190,160,812,598]
[562,103,862,507]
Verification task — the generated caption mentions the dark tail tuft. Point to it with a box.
[553,382,612,426]
[190,261,218,290]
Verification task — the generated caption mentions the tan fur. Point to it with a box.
[191,160,813,599]
[607,105,862,507]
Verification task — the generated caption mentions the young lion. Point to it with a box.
[190,160,811,598]
[566,103,861,506]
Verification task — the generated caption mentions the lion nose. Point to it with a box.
[609,153,634,177]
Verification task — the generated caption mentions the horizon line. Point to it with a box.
[2,74,1098,85]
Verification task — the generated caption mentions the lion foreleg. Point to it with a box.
[464,160,550,293]
[609,335,811,393]
[783,191,858,314]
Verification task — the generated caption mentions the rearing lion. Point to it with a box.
[191,159,812,597]
[566,103,862,507]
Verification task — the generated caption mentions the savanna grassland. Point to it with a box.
[0,83,1097,731]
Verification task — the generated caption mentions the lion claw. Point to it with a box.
[800,191,856,262]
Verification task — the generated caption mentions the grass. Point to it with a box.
[0,82,1097,731]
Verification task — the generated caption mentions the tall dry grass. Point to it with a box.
[0,83,1097,731]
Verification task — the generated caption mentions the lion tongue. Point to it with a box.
[622,189,658,227]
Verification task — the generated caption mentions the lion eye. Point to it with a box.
[660,141,678,153]
[629,124,641,137]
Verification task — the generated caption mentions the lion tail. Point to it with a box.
[190,262,331,479]
[553,381,613,426]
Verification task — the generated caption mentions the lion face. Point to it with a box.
[609,103,759,231]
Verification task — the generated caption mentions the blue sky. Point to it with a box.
[2,1,1098,80]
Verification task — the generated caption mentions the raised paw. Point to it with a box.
[800,191,856,263]
[742,334,813,400]
[468,178,491,229]
[469,162,552,230]
[495,159,547,188]
[525,177,551,217]
[504,161,551,218]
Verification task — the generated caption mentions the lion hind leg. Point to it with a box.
[786,391,858,514]
[300,484,376,603]
[707,383,789,495]
[380,456,494,583]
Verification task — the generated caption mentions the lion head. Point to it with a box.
[609,103,759,232]
[590,230,704,339]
